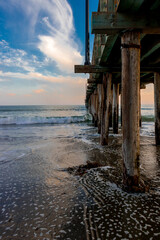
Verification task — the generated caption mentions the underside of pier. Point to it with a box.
[75,0,160,192]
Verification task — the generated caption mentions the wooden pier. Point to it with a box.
[75,0,160,192]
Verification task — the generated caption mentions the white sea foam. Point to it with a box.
[140,122,155,136]
[0,115,91,125]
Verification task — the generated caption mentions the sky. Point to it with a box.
[0,0,154,105]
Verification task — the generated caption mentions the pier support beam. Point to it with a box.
[109,88,113,128]
[100,73,112,145]
[113,83,119,134]
[93,90,98,127]
[120,93,122,126]
[121,31,140,191]
[97,84,102,134]
[95,89,99,128]
[154,72,160,145]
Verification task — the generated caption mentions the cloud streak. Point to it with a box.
[0,70,86,85]
[0,0,83,73]
[37,0,83,73]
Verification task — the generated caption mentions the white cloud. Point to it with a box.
[38,35,83,73]
[0,40,41,72]
[36,0,83,73]
[0,0,84,73]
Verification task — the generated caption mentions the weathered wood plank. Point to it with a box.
[100,35,118,64]
[106,78,153,85]
[87,76,148,86]
[91,12,160,34]
[112,83,119,134]
[87,78,103,84]
[75,65,160,73]
[75,65,112,73]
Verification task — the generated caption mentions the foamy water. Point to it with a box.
[0,104,154,125]
[0,105,91,125]
[0,104,156,165]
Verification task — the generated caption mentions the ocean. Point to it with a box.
[0,105,159,239]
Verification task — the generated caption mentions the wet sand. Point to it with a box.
[0,126,160,240]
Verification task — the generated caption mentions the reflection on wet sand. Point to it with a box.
[0,131,160,240]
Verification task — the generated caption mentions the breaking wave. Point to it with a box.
[0,114,92,125]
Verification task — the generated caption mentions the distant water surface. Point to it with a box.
[0,104,154,125]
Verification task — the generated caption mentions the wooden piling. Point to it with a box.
[120,93,122,126]
[100,73,112,145]
[109,88,113,128]
[113,83,119,134]
[100,74,106,144]
[97,84,102,134]
[121,31,140,190]
[154,72,160,145]
[105,74,112,143]
[94,89,99,127]
[95,88,99,128]
[91,91,98,127]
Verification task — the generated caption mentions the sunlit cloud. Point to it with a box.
[37,0,83,73]
[38,36,83,73]
[0,70,86,85]
[7,93,16,96]
[33,89,46,94]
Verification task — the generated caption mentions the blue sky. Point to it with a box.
[0,0,154,105]
[0,0,98,105]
